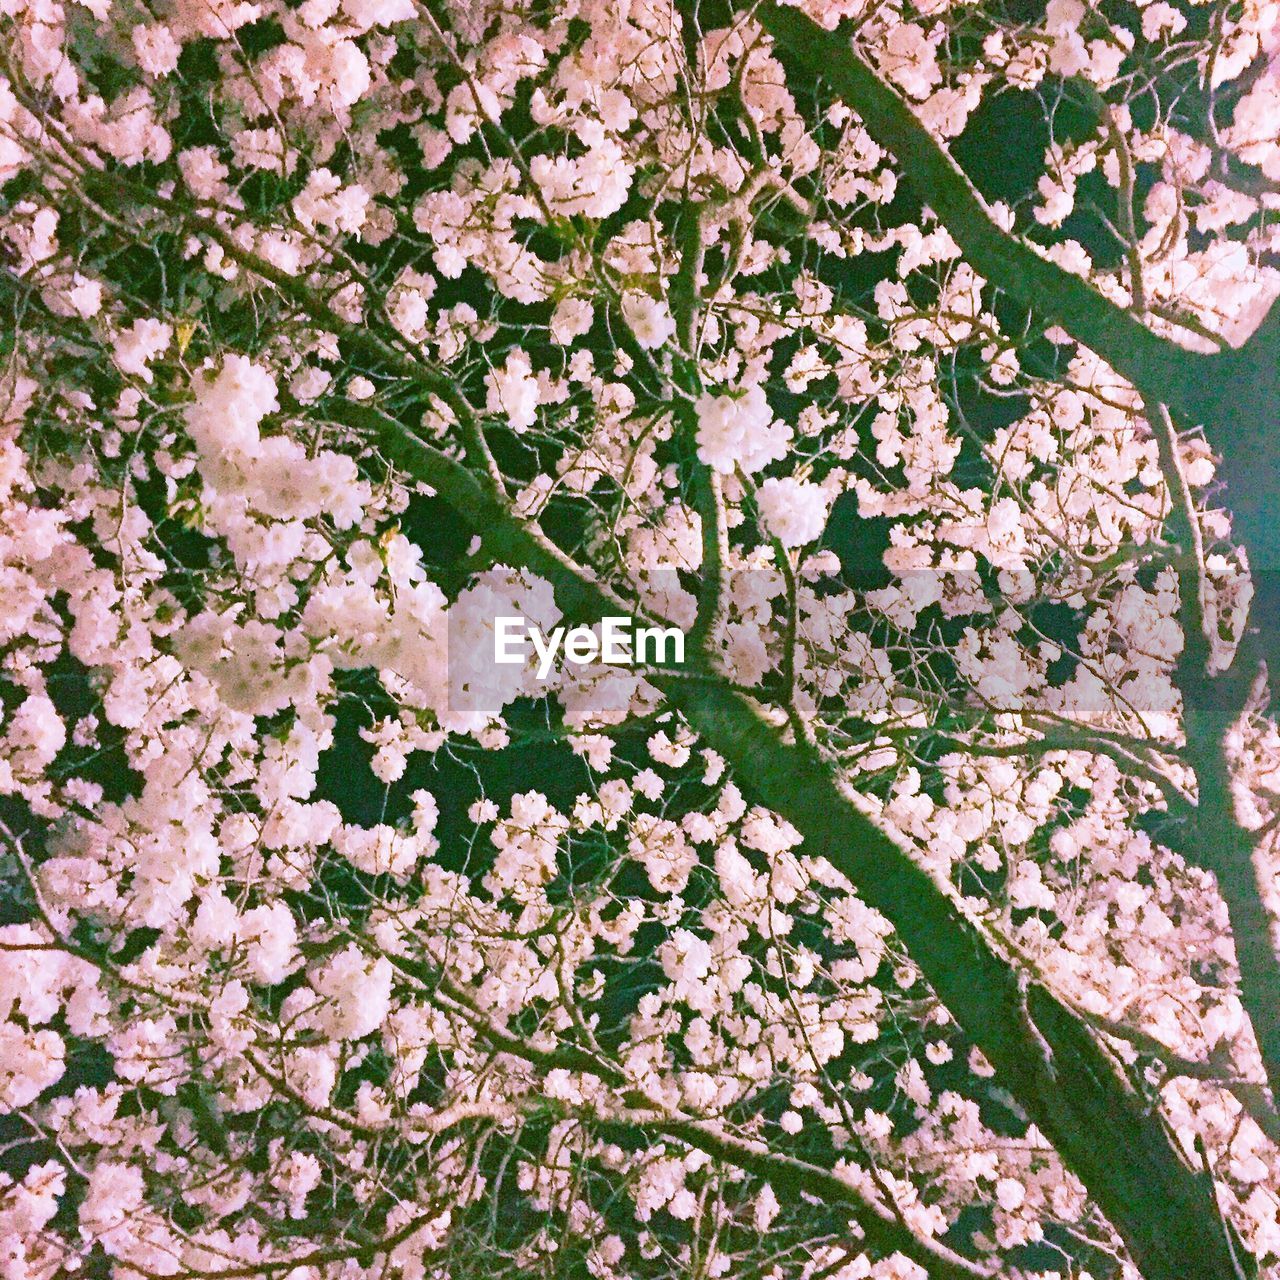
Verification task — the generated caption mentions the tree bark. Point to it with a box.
[756,3,1280,581]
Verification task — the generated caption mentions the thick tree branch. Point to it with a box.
[758,0,1280,1191]
[755,7,1214,405]
[757,2,1280,584]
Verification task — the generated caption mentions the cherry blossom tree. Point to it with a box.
[3,0,1280,1277]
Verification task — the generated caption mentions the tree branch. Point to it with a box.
[374,944,996,1280]
[756,1,1280,589]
